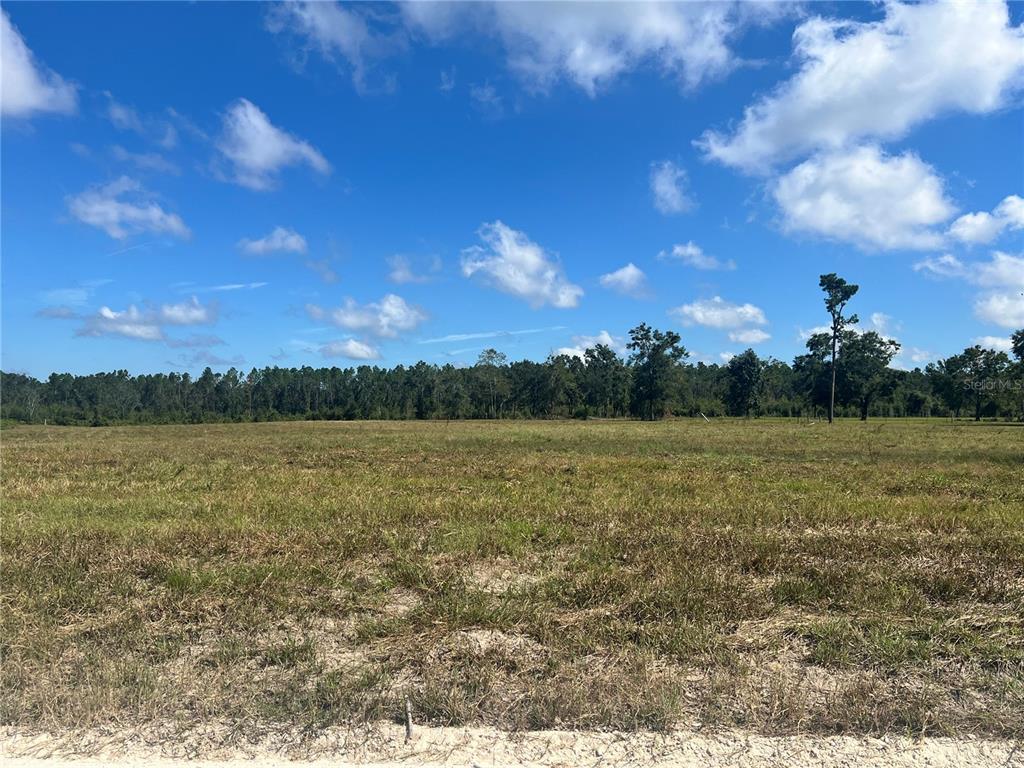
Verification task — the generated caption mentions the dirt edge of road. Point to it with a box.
[3,724,1022,768]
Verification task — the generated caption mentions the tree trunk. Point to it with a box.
[828,333,837,424]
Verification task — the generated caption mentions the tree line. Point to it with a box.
[3,276,1023,425]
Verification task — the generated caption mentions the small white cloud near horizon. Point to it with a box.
[196,282,268,293]
[217,98,330,190]
[650,160,692,215]
[74,295,216,342]
[307,293,426,338]
[659,241,735,271]
[238,226,308,255]
[870,312,892,334]
[973,335,1013,353]
[949,195,1024,245]
[67,177,190,241]
[906,347,934,364]
[797,324,832,341]
[671,296,767,329]
[556,330,623,359]
[420,326,562,344]
[913,250,1024,329]
[772,145,955,251]
[77,305,164,341]
[728,328,770,345]
[975,293,1024,329]
[462,221,582,309]
[1,10,77,118]
[599,263,648,298]
[159,296,217,326]
[320,338,381,360]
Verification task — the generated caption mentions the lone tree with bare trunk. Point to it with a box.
[819,273,859,424]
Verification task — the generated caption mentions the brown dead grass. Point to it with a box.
[1,419,1022,750]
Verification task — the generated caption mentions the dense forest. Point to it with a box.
[4,276,1023,425]
[4,325,1023,426]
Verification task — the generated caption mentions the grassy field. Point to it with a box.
[2,419,1022,744]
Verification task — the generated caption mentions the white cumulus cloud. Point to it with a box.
[402,2,766,96]
[462,221,582,308]
[307,294,426,338]
[915,251,1024,290]
[159,296,217,326]
[973,335,1013,353]
[974,293,1024,329]
[77,305,164,341]
[1,10,77,118]
[671,296,767,329]
[599,263,647,298]
[948,195,1024,245]
[67,177,190,241]
[320,338,381,360]
[772,145,955,251]
[217,98,330,190]
[700,2,1024,172]
[658,241,735,271]
[974,251,1024,290]
[238,226,308,255]
[913,251,1024,330]
[556,330,623,359]
[74,295,216,342]
[728,328,771,345]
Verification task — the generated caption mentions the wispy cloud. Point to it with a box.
[659,241,735,271]
[185,282,268,293]
[650,160,692,215]
[238,226,307,255]
[110,145,180,175]
[420,326,564,344]
[216,99,329,190]
[387,254,441,284]
[67,177,190,240]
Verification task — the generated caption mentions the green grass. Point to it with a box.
[1,418,1022,741]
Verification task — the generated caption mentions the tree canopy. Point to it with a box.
[3,329,1022,425]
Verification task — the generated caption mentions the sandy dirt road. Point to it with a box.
[3,724,1022,768]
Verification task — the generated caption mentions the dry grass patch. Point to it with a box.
[2,418,1022,747]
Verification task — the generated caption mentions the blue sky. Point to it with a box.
[2,1,1022,378]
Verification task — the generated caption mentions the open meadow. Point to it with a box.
[2,418,1023,754]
